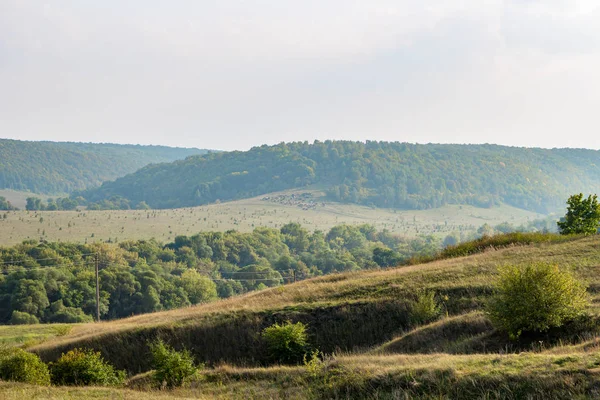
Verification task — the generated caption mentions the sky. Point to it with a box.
[1,1,600,151]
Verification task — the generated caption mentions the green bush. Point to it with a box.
[9,311,39,325]
[410,290,441,325]
[262,321,309,364]
[149,339,200,389]
[49,348,126,386]
[0,348,50,385]
[487,263,589,338]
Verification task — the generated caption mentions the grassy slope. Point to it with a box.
[32,236,600,360]
[11,235,600,399]
[0,189,544,246]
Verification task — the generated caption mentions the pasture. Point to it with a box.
[0,190,544,246]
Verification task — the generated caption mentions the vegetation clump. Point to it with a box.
[410,290,442,325]
[49,348,126,386]
[149,339,200,389]
[0,348,50,386]
[557,193,600,235]
[9,311,40,325]
[487,263,589,338]
[262,321,309,364]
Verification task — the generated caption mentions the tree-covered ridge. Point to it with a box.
[0,139,210,194]
[0,224,440,324]
[81,141,600,213]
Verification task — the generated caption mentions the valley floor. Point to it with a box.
[0,189,544,245]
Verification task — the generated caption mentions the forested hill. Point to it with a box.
[0,139,210,194]
[79,141,600,213]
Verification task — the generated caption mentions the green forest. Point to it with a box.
[79,141,600,213]
[0,223,443,324]
[0,139,209,194]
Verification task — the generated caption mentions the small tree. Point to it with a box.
[557,193,600,235]
[149,339,200,389]
[487,263,589,339]
[262,321,309,364]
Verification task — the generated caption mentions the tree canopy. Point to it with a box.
[78,141,600,213]
[557,193,600,235]
[0,139,209,194]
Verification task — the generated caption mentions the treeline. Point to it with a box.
[79,141,600,213]
[0,139,209,194]
[0,197,16,211]
[0,224,441,324]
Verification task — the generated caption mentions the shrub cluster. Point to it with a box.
[487,263,589,338]
[262,321,309,364]
[49,348,126,386]
[0,348,50,386]
[149,339,200,389]
[410,290,442,325]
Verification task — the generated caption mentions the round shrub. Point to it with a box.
[9,311,39,325]
[49,348,126,386]
[149,339,200,389]
[487,263,589,338]
[262,321,309,364]
[0,348,50,385]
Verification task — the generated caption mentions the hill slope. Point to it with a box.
[80,141,600,213]
[0,139,210,194]
[32,235,600,370]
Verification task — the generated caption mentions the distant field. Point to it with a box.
[0,324,72,348]
[0,190,544,246]
[0,189,60,210]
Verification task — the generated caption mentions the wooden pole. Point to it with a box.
[95,253,100,322]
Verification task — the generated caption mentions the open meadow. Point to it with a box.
[0,190,544,246]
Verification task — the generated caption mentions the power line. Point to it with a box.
[0,252,98,265]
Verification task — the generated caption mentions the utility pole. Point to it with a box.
[293,269,296,283]
[95,253,100,322]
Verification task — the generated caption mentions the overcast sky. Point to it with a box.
[1,1,600,151]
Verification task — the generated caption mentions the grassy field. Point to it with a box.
[0,324,72,348]
[0,189,544,246]
[8,235,596,398]
[1,235,596,398]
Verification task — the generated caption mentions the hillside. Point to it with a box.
[20,235,600,399]
[79,141,600,213]
[0,139,210,194]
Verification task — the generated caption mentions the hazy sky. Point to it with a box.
[1,1,600,151]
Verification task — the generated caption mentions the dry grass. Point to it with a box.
[10,235,600,399]
[0,189,543,245]
[33,236,600,349]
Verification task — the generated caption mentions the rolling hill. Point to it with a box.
[0,138,211,194]
[22,234,600,399]
[79,141,600,213]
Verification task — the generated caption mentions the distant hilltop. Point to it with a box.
[0,138,213,194]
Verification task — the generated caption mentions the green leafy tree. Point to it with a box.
[11,279,49,319]
[180,270,217,305]
[557,193,600,235]
[9,311,39,325]
[487,263,589,338]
